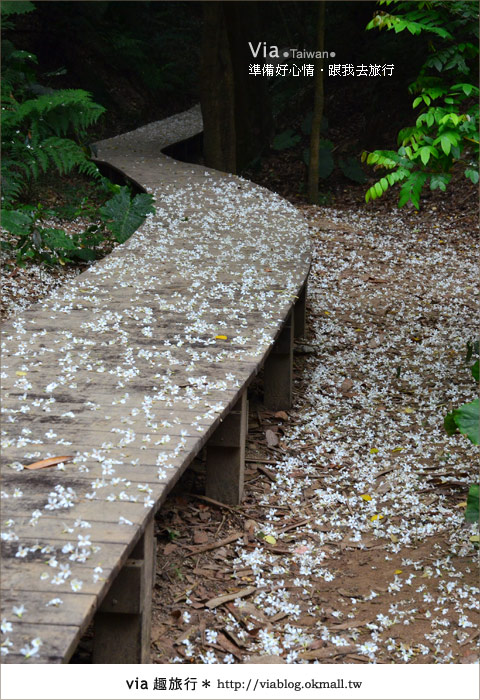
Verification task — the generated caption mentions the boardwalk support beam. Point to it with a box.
[206,391,248,506]
[294,280,307,339]
[93,517,155,663]
[264,310,293,411]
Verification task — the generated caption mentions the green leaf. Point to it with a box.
[440,134,452,155]
[471,360,479,383]
[304,143,334,179]
[272,129,301,151]
[99,188,155,244]
[72,248,97,262]
[430,174,450,191]
[339,156,366,184]
[318,145,334,179]
[420,146,431,165]
[301,113,312,136]
[444,411,458,436]
[465,168,479,184]
[452,398,479,445]
[465,484,479,524]
[465,340,479,365]
[1,1,35,16]
[0,208,32,236]
[42,228,77,252]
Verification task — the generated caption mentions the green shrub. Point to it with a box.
[444,341,479,528]
[1,2,105,206]
[1,184,155,266]
[363,1,479,208]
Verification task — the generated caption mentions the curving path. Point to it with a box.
[0,106,310,663]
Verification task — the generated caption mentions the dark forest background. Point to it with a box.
[6,1,419,162]
[2,1,478,250]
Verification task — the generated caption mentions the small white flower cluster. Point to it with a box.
[45,485,77,510]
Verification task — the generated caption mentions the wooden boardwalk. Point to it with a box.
[0,106,310,663]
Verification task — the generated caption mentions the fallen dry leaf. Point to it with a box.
[24,455,73,470]
[265,429,279,447]
[329,617,372,630]
[205,586,257,609]
[163,543,177,555]
[193,530,209,544]
[214,631,243,659]
[184,531,243,557]
[340,378,354,393]
[274,411,289,421]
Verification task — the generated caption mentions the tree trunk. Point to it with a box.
[200,1,272,173]
[307,1,326,204]
[223,2,272,171]
[200,2,236,173]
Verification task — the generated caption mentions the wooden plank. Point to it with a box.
[0,497,149,530]
[0,515,144,546]
[1,590,97,627]
[0,622,80,663]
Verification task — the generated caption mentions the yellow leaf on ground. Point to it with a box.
[263,535,277,545]
[404,407,414,414]
[15,371,27,376]
[390,534,399,543]
[455,502,467,509]
[361,494,372,501]
[370,514,384,522]
[469,535,480,543]
[215,335,228,340]
[391,447,404,452]
[394,569,402,575]
[370,448,379,454]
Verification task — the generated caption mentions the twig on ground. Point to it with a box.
[184,531,243,558]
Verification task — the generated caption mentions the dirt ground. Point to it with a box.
[148,199,479,666]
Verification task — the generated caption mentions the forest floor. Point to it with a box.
[2,147,478,666]
[147,191,479,665]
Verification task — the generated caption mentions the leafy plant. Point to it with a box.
[1,204,95,265]
[1,3,105,206]
[303,141,335,179]
[272,129,301,151]
[99,187,155,244]
[444,398,479,446]
[465,484,479,524]
[271,111,366,188]
[444,341,479,528]
[1,185,155,266]
[444,341,479,446]
[338,156,367,184]
[166,528,180,542]
[363,1,479,208]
